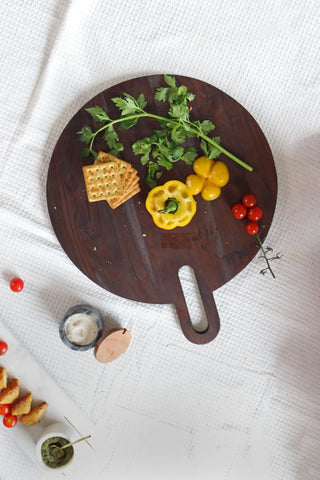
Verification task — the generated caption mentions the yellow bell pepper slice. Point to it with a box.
[145,180,197,230]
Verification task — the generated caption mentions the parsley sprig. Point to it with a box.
[78,75,253,187]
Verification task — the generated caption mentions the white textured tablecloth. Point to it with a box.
[1,1,319,479]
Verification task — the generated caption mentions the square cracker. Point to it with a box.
[96,152,135,191]
[109,184,141,209]
[120,163,138,188]
[125,173,139,192]
[97,151,119,163]
[82,162,123,202]
[88,151,140,208]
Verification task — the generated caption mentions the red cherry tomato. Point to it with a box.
[10,278,24,292]
[0,341,8,355]
[246,222,259,235]
[242,193,257,208]
[0,404,11,415]
[232,203,247,219]
[3,414,17,428]
[247,206,263,222]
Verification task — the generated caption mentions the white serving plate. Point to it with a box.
[0,319,108,478]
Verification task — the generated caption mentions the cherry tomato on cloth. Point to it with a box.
[0,341,8,355]
[247,206,263,222]
[3,414,17,428]
[242,193,257,208]
[232,203,247,219]
[246,222,259,235]
[0,404,11,415]
[10,278,24,292]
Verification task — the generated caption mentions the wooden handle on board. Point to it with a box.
[174,268,220,344]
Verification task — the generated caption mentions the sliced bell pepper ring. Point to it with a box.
[145,180,197,230]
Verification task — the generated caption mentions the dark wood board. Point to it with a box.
[46,75,277,344]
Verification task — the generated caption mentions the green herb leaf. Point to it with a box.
[186,92,196,102]
[109,144,124,156]
[154,129,168,142]
[181,147,197,165]
[81,147,91,158]
[132,137,152,155]
[200,137,222,159]
[154,87,169,102]
[156,144,172,161]
[168,104,189,120]
[77,125,94,144]
[163,74,177,88]
[112,93,143,116]
[118,117,139,130]
[199,120,215,135]
[140,153,150,165]
[155,78,195,112]
[183,122,198,138]
[200,139,209,157]
[103,125,120,149]
[136,93,147,110]
[171,146,184,161]
[157,156,173,170]
[85,106,110,123]
[111,96,128,112]
[207,146,222,159]
[146,162,160,188]
[171,126,187,144]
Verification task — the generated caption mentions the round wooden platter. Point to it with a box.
[46,75,277,345]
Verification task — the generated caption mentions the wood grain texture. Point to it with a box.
[46,75,277,344]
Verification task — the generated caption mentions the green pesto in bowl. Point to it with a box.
[41,436,74,469]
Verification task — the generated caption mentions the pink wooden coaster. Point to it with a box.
[94,328,131,363]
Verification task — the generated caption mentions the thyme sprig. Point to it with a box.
[256,230,281,278]
[78,75,253,187]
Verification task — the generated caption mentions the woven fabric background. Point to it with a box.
[0,0,319,479]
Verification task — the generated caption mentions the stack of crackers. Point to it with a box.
[82,151,140,209]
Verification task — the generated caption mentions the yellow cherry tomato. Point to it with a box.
[186,174,205,195]
[208,161,229,187]
[201,181,221,201]
[193,156,214,178]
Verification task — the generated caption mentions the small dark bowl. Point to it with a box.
[59,304,103,351]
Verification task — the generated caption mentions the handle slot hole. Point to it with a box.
[178,265,209,332]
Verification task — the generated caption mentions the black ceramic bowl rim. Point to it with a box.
[59,304,103,351]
